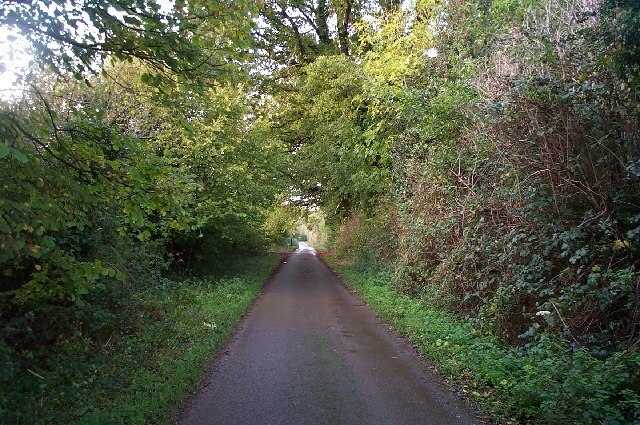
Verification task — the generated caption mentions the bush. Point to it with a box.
[0,253,278,424]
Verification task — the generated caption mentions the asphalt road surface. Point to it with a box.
[178,244,476,425]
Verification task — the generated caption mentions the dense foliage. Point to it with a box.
[0,1,286,422]
[264,0,640,422]
[289,0,640,342]
[2,0,639,422]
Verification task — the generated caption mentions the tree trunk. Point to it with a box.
[337,0,352,56]
[379,0,402,12]
[316,0,331,46]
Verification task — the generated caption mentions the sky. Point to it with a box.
[0,0,179,100]
[0,26,30,99]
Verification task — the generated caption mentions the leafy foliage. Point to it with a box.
[0,253,278,423]
[328,257,640,424]
[290,0,640,422]
[1,2,287,422]
[0,0,255,84]
[2,0,639,422]
[264,55,392,219]
[305,0,640,347]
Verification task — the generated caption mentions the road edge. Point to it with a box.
[315,252,489,425]
[173,250,294,424]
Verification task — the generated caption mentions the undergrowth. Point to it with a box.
[0,253,279,424]
[326,255,640,424]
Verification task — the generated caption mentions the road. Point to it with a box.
[178,244,476,425]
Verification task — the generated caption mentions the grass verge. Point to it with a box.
[324,254,640,424]
[2,253,281,424]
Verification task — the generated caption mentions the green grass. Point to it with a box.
[326,256,640,424]
[2,253,280,424]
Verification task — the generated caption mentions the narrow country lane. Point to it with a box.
[178,245,477,425]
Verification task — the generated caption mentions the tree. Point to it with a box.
[0,0,255,84]
[261,54,391,219]
[0,0,282,304]
[253,0,374,65]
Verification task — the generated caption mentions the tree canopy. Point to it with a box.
[1,0,639,422]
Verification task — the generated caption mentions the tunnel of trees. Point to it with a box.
[1,0,638,423]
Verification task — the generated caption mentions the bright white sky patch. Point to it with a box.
[423,48,438,58]
[0,0,176,100]
[0,27,30,99]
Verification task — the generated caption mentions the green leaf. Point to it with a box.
[0,143,10,159]
[12,148,28,163]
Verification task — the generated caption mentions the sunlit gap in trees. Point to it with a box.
[283,185,321,213]
[0,0,176,100]
[0,27,29,99]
